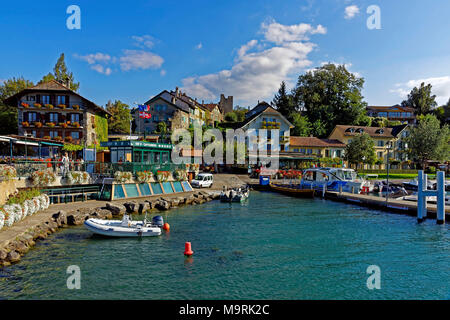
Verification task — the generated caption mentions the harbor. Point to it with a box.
[1,191,448,300]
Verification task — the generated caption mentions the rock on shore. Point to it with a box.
[0,190,220,267]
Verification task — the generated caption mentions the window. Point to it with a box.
[378,140,384,147]
[57,96,66,105]
[28,112,38,122]
[49,131,58,138]
[42,95,50,104]
[71,114,80,123]
[378,152,383,158]
[71,132,80,139]
[26,95,35,102]
[49,113,58,122]
[153,115,159,122]
[307,149,312,154]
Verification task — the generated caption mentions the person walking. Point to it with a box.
[62,152,70,177]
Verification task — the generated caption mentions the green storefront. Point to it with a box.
[100,140,180,173]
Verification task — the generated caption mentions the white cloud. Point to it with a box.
[344,5,360,20]
[262,20,326,45]
[132,35,155,49]
[90,64,112,76]
[74,53,112,65]
[160,69,166,76]
[74,35,164,75]
[119,50,164,71]
[237,39,258,58]
[195,42,203,50]
[391,76,450,105]
[181,20,325,105]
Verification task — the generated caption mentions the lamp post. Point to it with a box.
[385,142,392,205]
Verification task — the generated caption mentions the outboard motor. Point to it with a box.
[152,215,164,227]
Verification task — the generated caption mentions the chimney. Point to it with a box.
[172,96,176,104]
[202,100,204,104]
[175,87,179,97]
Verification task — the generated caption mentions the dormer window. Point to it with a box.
[345,127,355,133]
[376,129,384,134]
[356,128,364,133]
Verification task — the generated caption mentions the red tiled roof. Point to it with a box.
[290,136,345,147]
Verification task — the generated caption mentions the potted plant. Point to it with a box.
[21,102,30,108]
[34,122,43,128]
[47,122,55,128]
[33,103,42,108]
[44,104,54,109]
[57,104,66,109]
[54,136,63,142]
[72,105,80,110]
[43,135,51,140]
[72,122,80,128]
[64,136,73,143]
[22,121,30,127]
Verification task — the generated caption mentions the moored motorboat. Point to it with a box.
[84,214,162,237]
[300,168,370,194]
[269,183,315,198]
[220,186,250,203]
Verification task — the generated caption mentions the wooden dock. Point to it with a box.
[324,191,450,220]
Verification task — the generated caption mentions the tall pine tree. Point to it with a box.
[38,53,80,91]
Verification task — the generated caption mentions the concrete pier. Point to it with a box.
[325,191,450,220]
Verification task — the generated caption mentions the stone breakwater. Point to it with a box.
[0,190,221,267]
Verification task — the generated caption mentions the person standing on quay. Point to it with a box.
[62,152,70,177]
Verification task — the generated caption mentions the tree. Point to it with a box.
[404,114,450,168]
[38,53,80,91]
[434,98,450,125]
[401,82,437,116]
[224,112,237,122]
[293,64,367,138]
[272,81,295,120]
[155,121,168,142]
[106,100,132,134]
[0,77,34,102]
[344,133,376,169]
[0,77,34,135]
[290,113,311,136]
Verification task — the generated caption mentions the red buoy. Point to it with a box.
[184,242,194,256]
[163,223,170,231]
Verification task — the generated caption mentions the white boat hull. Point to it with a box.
[84,218,161,237]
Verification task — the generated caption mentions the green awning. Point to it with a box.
[40,141,64,147]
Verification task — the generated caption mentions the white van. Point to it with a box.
[191,173,213,188]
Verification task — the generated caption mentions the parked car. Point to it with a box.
[191,173,213,188]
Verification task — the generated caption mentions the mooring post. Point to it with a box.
[339,184,342,195]
[322,184,326,198]
[436,171,445,225]
[417,170,426,223]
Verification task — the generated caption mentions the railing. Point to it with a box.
[5,160,187,178]
[41,185,101,204]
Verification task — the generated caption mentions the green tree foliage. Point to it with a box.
[94,113,108,143]
[434,98,450,125]
[272,81,296,120]
[224,112,237,122]
[38,53,80,91]
[404,114,450,168]
[106,100,132,134]
[344,133,376,168]
[155,121,168,140]
[293,64,367,138]
[290,113,311,136]
[0,77,34,134]
[401,82,437,116]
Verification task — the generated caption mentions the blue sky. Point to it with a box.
[1,0,450,109]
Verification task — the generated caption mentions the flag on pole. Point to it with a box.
[139,112,152,119]
[138,104,150,112]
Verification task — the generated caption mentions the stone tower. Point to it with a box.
[219,94,233,114]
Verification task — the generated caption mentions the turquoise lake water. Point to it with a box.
[0,191,449,300]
